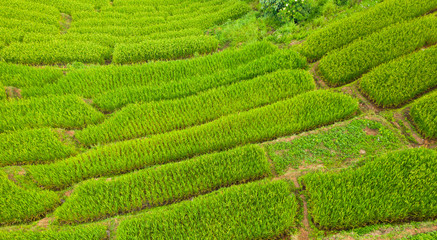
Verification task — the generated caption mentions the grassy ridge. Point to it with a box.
[113,35,219,63]
[26,90,358,189]
[300,0,437,60]
[117,180,297,239]
[0,95,104,132]
[22,41,278,98]
[304,148,437,230]
[0,128,75,166]
[318,15,437,86]
[55,145,271,223]
[0,224,107,240]
[93,49,307,111]
[0,40,111,65]
[77,69,314,145]
[360,45,437,107]
[0,172,60,225]
[0,62,63,88]
[410,91,437,139]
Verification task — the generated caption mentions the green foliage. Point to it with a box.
[0,224,107,240]
[23,41,279,98]
[93,48,307,111]
[0,81,5,100]
[113,36,219,64]
[261,0,314,23]
[77,69,314,144]
[0,40,111,65]
[318,16,437,86]
[0,62,62,88]
[55,145,271,223]
[1,0,60,16]
[359,46,437,107]
[0,17,59,35]
[404,231,437,240]
[304,148,437,230]
[410,91,437,139]
[0,128,75,166]
[26,90,358,189]
[0,172,60,225]
[117,180,298,239]
[24,0,94,14]
[300,0,437,60]
[0,95,104,132]
[267,119,404,174]
[0,7,59,26]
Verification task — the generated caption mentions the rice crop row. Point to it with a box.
[55,145,271,223]
[117,179,298,240]
[318,15,437,86]
[0,7,59,26]
[0,172,60,225]
[0,40,112,65]
[410,91,437,139]
[0,17,59,35]
[24,0,94,15]
[94,48,307,111]
[0,61,63,88]
[304,148,437,230]
[0,224,107,240]
[0,128,75,166]
[0,81,5,100]
[359,45,437,107]
[0,28,23,48]
[26,90,358,189]
[0,0,60,16]
[300,0,437,60]
[22,41,278,98]
[71,16,166,28]
[77,69,315,145]
[113,35,219,63]
[0,95,104,132]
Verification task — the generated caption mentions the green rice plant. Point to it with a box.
[0,171,60,225]
[0,128,76,166]
[318,15,437,86]
[300,0,437,60]
[22,33,122,48]
[70,0,110,8]
[0,61,63,88]
[0,95,104,132]
[0,224,107,240]
[0,7,59,26]
[304,148,437,230]
[117,179,298,239]
[26,90,358,189]
[113,35,219,63]
[0,81,5,100]
[55,145,271,223]
[0,28,24,46]
[71,16,165,28]
[410,91,437,139]
[24,0,94,14]
[0,17,58,35]
[0,0,60,16]
[22,41,278,98]
[77,69,314,144]
[359,45,437,107]
[0,40,111,65]
[93,48,307,111]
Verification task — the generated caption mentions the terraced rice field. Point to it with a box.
[0,0,436,239]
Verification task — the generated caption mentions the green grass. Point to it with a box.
[76,69,315,145]
[267,119,405,174]
[0,171,60,225]
[300,0,437,60]
[117,179,298,239]
[55,145,271,223]
[0,128,76,166]
[304,148,437,230]
[318,15,437,86]
[404,231,437,240]
[0,95,104,132]
[359,45,437,107]
[93,48,307,111]
[410,91,437,139]
[26,90,358,189]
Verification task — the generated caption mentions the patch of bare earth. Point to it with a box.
[310,62,329,90]
[37,217,53,228]
[393,111,425,145]
[5,87,22,98]
[364,127,379,136]
[64,190,73,197]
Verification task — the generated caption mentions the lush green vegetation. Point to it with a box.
[404,231,437,240]
[0,128,75,166]
[360,46,437,107]
[300,0,437,60]
[318,15,437,86]
[0,62,63,88]
[76,69,315,145]
[26,90,358,189]
[0,81,5,100]
[0,172,60,225]
[0,224,107,240]
[55,145,271,223]
[410,91,437,139]
[267,119,404,174]
[0,95,104,132]
[304,148,437,230]
[117,180,298,239]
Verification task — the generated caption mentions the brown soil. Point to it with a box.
[64,190,73,197]
[297,194,310,240]
[364,127,379,136]
[5,87,22,98]
[65,130,75,138]
[310,62,329,90]
[393,111,425,145]
[36,217,53,228]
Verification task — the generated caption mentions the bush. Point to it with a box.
[410,91,437,139]
[261,0,313,23]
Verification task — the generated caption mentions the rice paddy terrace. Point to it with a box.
[0,0,436,239]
